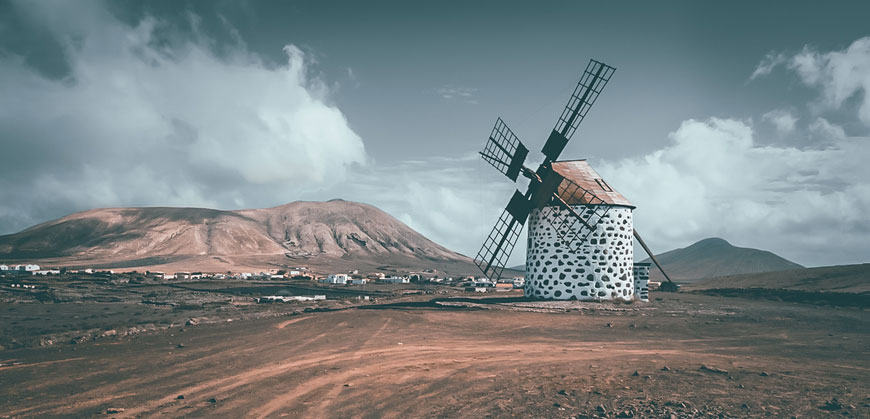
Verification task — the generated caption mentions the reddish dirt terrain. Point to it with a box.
[1,293,868,418]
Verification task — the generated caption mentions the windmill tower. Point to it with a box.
[476,59,675,301]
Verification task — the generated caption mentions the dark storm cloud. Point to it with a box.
[0,1,366,233]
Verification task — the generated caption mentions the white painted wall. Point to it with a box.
[632,264,651,302]
[525,205,634,301]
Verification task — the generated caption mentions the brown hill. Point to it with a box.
[643,237,804,282]
[0,200,476,274]
[684,263,870,294]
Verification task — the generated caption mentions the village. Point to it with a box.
[0,259,531,354]
[0,262,528,294]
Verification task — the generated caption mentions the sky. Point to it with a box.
[1,0,869,267]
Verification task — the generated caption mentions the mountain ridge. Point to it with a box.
[643,237,804,282]
[0,200,475,274]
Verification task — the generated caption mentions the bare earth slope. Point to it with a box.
[1,293,867,418]
[684,263,870,294]
[237,199,460,261]
[643,237,804,282]
[0,200,475,274]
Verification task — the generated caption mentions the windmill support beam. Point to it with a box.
[551,194,595,231]
[632,229,675,284]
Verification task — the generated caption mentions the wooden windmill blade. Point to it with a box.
[479,117,529,182]
[554,59,616,141]
[474,191,532,280]
[541,60,616,162]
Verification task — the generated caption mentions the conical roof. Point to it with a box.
[551,160,634,208]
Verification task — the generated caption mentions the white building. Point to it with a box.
[525,160,636,301]
[473,277,494,286]
[14,264,40,272]
[632,263,651,302]
[320,274,349,284]
[0,264,8,271]
[289,295,326,301]
[383,276,409,284]
[350,278,368,285]
[258,295,327,303]
[257,295,286,303]
[35,270,61,275]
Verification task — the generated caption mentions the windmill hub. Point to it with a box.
[475,59,675,302]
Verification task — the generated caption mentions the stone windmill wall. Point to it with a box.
[523,160,636,301]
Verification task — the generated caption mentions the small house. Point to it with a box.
[320,274,349,284]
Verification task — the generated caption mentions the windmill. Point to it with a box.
[476,59,676,300]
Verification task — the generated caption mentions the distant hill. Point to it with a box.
[684,263,870,294]
[642,237,804,282]
[0,200,476,274]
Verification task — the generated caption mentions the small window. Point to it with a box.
[595,178,614,192]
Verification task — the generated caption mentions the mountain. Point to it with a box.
[0,200,476,274]
[683,263,870,294]
[642,237,804,282]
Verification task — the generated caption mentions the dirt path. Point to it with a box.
[1,293,868,418]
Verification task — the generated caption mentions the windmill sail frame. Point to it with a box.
[474,58,623,282]
[480,118,529,182]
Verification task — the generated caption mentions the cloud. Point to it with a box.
[331,156,521,263]
[754,37,870,125]
[791,38,870,125]
[762,109,798,135]
[341,115,867,268]
[750,51,787,80]
[808,117,847,142]
[0,2,366,234]
[374,37,870,268]
[596,117,870,267]
[435,85,478,104]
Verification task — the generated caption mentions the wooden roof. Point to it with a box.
[551,160,634,208]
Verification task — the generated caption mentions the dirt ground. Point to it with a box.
[1,292,868,418]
